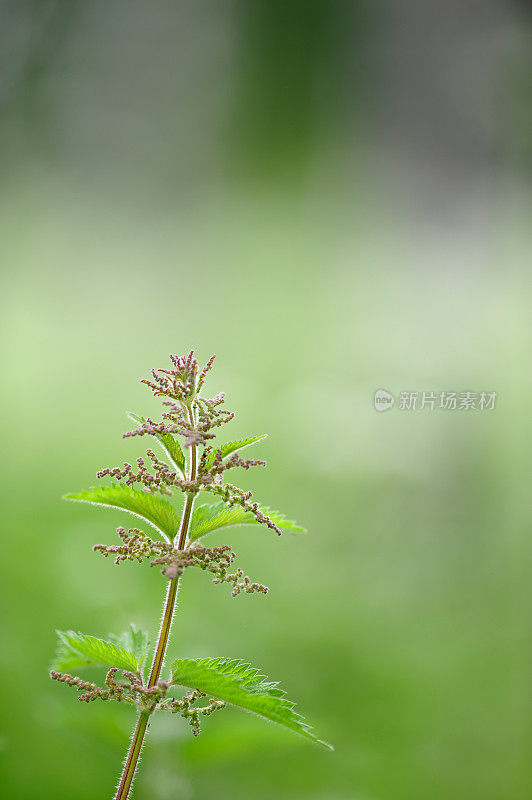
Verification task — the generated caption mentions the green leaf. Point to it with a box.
[63,484,181,541]
[170,657,332,749]
[159,433,186,475]
[204,435,267,469]
[127,411,186,475]
[108,624,150,666]
[188,501,306,541]
[52,630,139,672]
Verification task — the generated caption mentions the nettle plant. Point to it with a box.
[50,351,332,800]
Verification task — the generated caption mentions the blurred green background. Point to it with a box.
[1,2,532,799]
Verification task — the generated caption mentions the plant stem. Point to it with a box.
[113,712,150,800]
[146,490,194,688]
[114,407,197,800]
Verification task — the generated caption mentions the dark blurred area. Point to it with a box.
[1,2,531,799]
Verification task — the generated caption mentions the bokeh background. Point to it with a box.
[1,2,532,799]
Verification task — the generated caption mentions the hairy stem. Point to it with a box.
[113,712,150,800]
[114,406,197,800]
[146,488,194,688]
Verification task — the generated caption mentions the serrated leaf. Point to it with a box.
[204,435,267,469]
[188,501,306,542]
[170,657,332,749]
[108,624,150,665]
[63,484,181,541]
[126,411,186,475]
[52,630,139,672]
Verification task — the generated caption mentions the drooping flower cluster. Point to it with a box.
[96,450,178,496]
[198,448,267,479]
[208,482,283,535]
[158,689,226,737]
[50,670,121,704]
[50,667,157,706]
[152,542,269,596]
[50,667,226,734]
[93,527,268,596]
[93,526,171,565]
